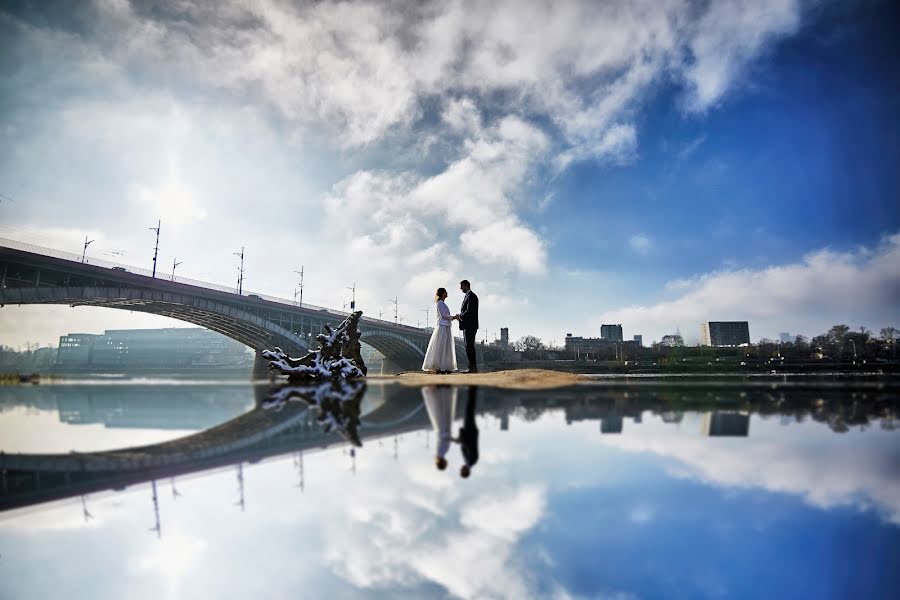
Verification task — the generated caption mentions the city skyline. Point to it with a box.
[1,0,898,349]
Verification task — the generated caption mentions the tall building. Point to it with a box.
[600,324,623,341]
[500,327,509,349]
[633,334,643,346]
[700,321,751,347]
[779,332,792,343]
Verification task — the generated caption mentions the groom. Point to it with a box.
[454,279,479,373]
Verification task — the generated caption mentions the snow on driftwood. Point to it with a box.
[262,310,367,380]
[261,379,365,446]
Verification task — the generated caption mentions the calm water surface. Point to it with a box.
[0,377,898,599]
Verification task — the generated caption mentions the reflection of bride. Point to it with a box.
[421,385,457,470]
[422,287,458,374]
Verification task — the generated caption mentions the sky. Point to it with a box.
[0,0,898,348]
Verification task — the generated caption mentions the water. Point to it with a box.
[0,377,898,599]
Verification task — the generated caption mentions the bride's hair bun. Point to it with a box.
[435,287,447,301]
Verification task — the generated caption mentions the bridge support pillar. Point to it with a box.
[380,357,419,375]
[252,352,272,380]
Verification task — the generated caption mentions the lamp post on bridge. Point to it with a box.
[171,258,182,281]
[233,247,245,295]
[294,266,304,307]
[390,296,399,324]
[346,282,356,311]
[421,307,429,329]
[81,236,94,263]
[149,219,161,278]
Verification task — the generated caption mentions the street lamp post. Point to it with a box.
[346,282,356,311]
[81,236,94,263]
[390,296,398,324]
[294,267,304,307]
[171,258,182,281]
[421,307,429,329]
[149,219,161,278]
[233,247,244,295]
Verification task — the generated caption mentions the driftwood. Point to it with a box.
[262,310,367,380]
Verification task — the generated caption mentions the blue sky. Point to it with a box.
[0,0,898,347]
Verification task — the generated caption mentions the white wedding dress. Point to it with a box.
[421,386,457,459]
[422,299,458,372]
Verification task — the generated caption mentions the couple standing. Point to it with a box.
[422,279,479,374]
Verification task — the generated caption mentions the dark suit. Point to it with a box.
[458,291,479,370]
[459,387,479,468]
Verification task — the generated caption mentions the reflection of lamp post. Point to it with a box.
[81,236,94,263]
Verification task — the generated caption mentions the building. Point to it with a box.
[700,321,751,347]
[701,411,750,437]
[633,334,643,347]
[779,332,792,343]
[600,324,623,341]
[57,333,98,366]
[500,327,509,349]
[56,328,252,370]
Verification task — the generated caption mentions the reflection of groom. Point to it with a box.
[454,279,479,373]
[457,386,479,478]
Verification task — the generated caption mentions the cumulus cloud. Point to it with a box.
[326,115,549,277]
[598,233,900,342]
[5,0,810,152]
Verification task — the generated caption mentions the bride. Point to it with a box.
[422,287,458,374]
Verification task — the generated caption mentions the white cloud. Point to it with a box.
[597,233,900,342]
[683,0,802,110]
[628,234,653,255]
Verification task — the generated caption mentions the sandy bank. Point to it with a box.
[374,368,582,390]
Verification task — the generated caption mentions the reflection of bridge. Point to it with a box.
[1,381,892,512]
[0,384,428,511]
[0,238,486,370]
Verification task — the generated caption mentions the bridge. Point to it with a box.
[0,382,430,511]
[0,237,487,371]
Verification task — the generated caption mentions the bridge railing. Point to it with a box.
[0,237,426,332]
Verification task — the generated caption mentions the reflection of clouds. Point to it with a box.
[325,467,547,599]
[628,504,654,525]
[598,417,900,525]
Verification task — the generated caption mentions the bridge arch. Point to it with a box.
[0,286,312,355]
